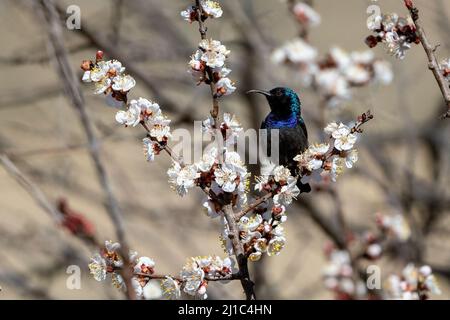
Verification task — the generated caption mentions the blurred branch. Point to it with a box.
[110,0,124,47]
[404,0,450,119]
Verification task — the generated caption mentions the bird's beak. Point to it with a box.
[246,89,272,97]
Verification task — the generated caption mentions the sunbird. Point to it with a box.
[248,87,311,193]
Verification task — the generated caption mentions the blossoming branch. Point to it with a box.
[365,0,450,119]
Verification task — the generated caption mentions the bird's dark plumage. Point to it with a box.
[249,87,311,193]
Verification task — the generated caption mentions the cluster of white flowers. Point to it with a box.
[182,3,235,97]
[384,264,441,300]
[81,52,135,108]
[216,164,297,261]
[167,161,200,197]
[167,120,249,200]
[88,241,237,300]
[376,213,411,242]
[202,113,243,145]
[366,13,419,60]
[88,241,161,299]
[187,39,236,96]
[255,165,300,207]
[322,249,367,300]
[178,255,233,299]
[272,4,393,108]
[237,210,287,262]
[116,98,171,145]
[294,120,362,184]
[81,52,171,162]
[181,0,223,23]
[439,58,450,82]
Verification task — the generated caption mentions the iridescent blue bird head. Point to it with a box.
[247,87,302,119]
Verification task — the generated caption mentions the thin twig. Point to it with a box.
[222,204,256,300]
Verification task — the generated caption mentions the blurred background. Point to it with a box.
[0,0,449,299]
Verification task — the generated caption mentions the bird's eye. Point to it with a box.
[276,90,282,97]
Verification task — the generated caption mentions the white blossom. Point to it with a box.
[161,277,181,300]
[197,147,218,172]
[273,177,300,206]
[238,214,263,232]
[324,122,339,136]
[142,138,158,162]
[293,2,321,27]
[344,64,371,85]
[271,38,318,65]
[134,256,155,274]
[385,31,411,60]
[350,50,375,65]
[181,6,196,22]
[200,0,223,18]
[316,69,351,104]
[272,166,291,183]
[215,166,238,193]
[115,102,141,127]
[143,280,163,300]
[330,47,352,71]
[343,149,358,168]
[198,39,230,68]
[377,213,411,241]
[216,77,236,96]
[440,58,450,81]
[267,237,286,256]
[88,254,107,281]
[111,74,136,92]
[332,123,357,151]
[94,77,112,95]
[367,14,382,31]
[329,157,344,182]
[373,60,394,84]
[221,113,243,143]
[181,259,205,297]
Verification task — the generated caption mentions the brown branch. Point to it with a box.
[222,204,256,300]
[37,0,135,299]
[404,0,450,119]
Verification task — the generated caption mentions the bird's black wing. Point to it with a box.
[299,120,308,140]
[260,121,270,157]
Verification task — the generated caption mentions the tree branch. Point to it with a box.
[404,0,450,119]
[222,204,256,300]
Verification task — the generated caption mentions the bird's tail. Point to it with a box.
[296,179,311,194]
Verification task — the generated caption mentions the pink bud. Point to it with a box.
[96,50,104,62]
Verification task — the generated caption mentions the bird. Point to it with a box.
[247,87,311,193]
